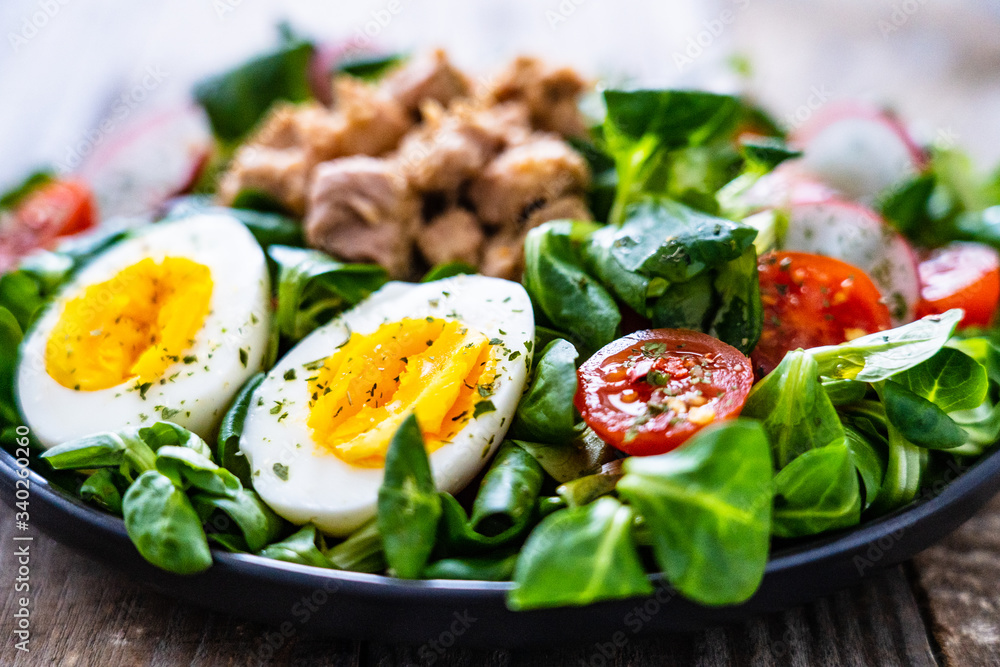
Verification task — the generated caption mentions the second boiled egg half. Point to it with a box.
[239,275,535,536]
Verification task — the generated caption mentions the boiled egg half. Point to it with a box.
[17,214,271,447]
[239,275,534,536]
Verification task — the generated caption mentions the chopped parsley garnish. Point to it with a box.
[303,358,326,371]
[283,368,297,381]
[473,400,497,418]
[272,463,289,481]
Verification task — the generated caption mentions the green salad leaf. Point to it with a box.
[0,308,24,427]
[217,372,264,486]
[376,414,441,578]
[602,90,741,222]
[891,346,988,413]
[843,426,887,511]
[123,470,213,574]
[809,310,962,382]
[336,52,406,81]
[423,551,519,582]
[509,497,652,609]
[523,221,620,354]
[326,519,386,573]
[617,419,772,606]
[268,244,388,342]
[154,446,242,497]
[194,25,314,143]
[510,339,579,445]
[772,445,861,538]
[512,428,616,484]
[743,350,844,468]
[606,197,757,283]
[79,469,126,515]
[584,197,762,353]
[257,524,333,568]
[421,261,476,283]
[193,488,283,553]
[41,429,157,480]
[880,382,967,451]
[556,467,622,508]
[138,421,213,459]
[469,442,545,539]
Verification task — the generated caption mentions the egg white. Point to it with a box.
[17,214,271,448]
[240,275,535,536]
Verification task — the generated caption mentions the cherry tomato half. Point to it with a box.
[916,242,1000,329]
[0,179,96,272]
[575,329,754,456]
[752,251,891,377]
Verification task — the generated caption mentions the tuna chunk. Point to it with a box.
[480,195,593,281]
[299,80,412,164]
[469,135,590,227]
[395,102,529,193]
[305,156,419,278]
[217,145,310,216]
[416,208,484,267]
[383,49,471,116]
[486,57,589,138]
[249,103,305,149]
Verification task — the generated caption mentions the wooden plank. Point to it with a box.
[913,495,1000,666]
[1,507,938,666]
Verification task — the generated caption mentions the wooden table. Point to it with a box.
[2,496,999,666]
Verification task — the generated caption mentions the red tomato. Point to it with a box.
[0,179,96,272]
[753,251,892,377]
[575,329,755,456]
[916,242,1000,329]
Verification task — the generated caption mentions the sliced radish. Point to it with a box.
[738,168,839,213]
[782,199,920,324]
[76,104,212,220]
[790,103,928,204]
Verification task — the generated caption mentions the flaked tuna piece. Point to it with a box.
[480,195,593,281]
[383,49,471,116]
[299,79,412,165]
[217,145,310,216]
[469,135,590,228]
[249,103,305,149]
[395,101,531,193]
[485,57,590,138]
[416,207,484,267]
[305,156,420,278]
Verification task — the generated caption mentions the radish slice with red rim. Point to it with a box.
[76,104,212,220]
[790,103,928,204]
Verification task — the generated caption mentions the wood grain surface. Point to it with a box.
[4,499,1000,665]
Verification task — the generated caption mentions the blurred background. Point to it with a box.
[2,0,1000,189]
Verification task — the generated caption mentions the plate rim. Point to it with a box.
[3,440,998,601]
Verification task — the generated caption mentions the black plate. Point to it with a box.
[2,445,998,649]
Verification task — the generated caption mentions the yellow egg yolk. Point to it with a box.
[307,318,499,467]
[45,257,213,391]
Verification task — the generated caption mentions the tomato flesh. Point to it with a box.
[752,251,891,378]
[575,329,754,456]
[916,242,1000,329]
[0,179,96,272]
